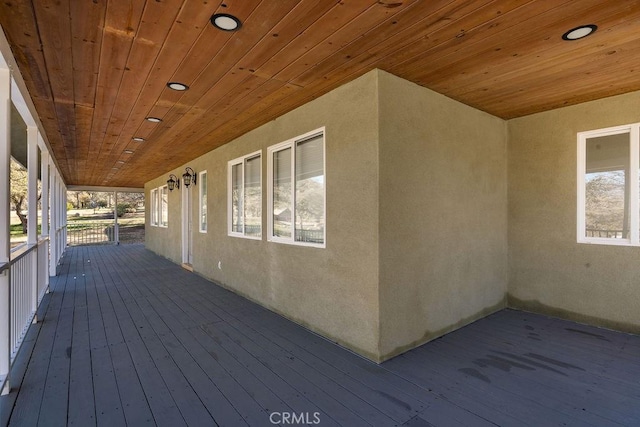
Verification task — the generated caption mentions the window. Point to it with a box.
[578,123,640,245]
[150,188,158,226]
[159,185,169,228]
[199,171,208,233]
[267,128,325,247]
[228,151,262,239]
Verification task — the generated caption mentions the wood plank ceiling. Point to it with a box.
[1,0,639,187]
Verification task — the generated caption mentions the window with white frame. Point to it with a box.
[228,151,262,238]
[150,188,158,226]
[578,123,640,245]
[199,171,208,233]
[160,185,169,227]
[268,128,325,247]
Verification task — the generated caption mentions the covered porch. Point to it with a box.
[1,244,639,426]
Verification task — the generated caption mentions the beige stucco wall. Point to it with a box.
[508,90,640,333]
[146,70,382,360]
[377,71,508,360]
[147,69,640,362]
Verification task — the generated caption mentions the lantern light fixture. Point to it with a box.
[182,167,197,188]
[167,174,180,191]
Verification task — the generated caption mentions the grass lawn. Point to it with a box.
[11,208,145,247]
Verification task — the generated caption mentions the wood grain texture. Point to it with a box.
[1,0,639,186]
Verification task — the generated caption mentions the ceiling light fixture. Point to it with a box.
[167,82,189,91]
[132,137,145,142]
[124,149,134,154]
[211,13,242,31]
[117,160,125,164]
[562,24,597,41]
[146,117,162,123]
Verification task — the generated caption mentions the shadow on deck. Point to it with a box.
[1,245,639,426]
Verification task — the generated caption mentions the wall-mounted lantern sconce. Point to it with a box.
[167,174,180,191]
[183,167,197,188]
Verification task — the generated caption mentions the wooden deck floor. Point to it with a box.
[1,245,639,426]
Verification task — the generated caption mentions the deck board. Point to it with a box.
[2,244,640,426]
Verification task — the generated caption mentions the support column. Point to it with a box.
[114,191,119,244]
[40,149,49,290]
[27,127,37,245]
[27,127,38,322]
[62,184,67,247]
[49,169,57,277]
[0,66,11,395]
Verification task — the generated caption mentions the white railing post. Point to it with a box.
[0,64,12,396]
[27,126,38,322]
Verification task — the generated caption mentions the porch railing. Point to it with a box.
[9,243,37,361]
[1,236,51,395]
[37,238,49,303]
[585,229,625,238]
[56,225,67,253]
[67,222,116,246]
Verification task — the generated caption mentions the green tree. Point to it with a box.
[10,158,40,234]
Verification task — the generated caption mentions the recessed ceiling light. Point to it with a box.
[167,82,189,91]
[117,160,125,164]
[124,149,134,154]
[562,24,597,41]
[211,13,241,31]
[132,137,145,142]
[146,117,162,123]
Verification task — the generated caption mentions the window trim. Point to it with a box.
[577,122,640,246]
[159,185,169,228]
[267,127,326,248]
[227,150,262,240]
[199,170,208,233]
[150,188,158,226]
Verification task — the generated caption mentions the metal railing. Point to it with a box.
[67,222,115,246]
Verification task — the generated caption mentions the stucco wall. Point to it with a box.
[508,91,640,333]
[377,71,508,360]
[146,70,381,360]
[146,69,640,362]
